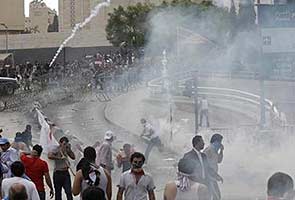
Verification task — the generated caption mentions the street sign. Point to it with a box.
[261,28,295,53]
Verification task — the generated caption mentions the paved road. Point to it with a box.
[42,93,178,199]
[0,87,266,200]
[42,87,266,200]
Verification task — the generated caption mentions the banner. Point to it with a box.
[261,27,295,53]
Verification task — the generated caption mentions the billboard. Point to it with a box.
[257,4,295,28]
[0,0,25,31]
[261,28,295,53]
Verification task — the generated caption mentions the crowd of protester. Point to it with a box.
[1,49,292,200]
[0,119,293,200]
[1,49,152,94]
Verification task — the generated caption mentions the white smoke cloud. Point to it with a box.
[142,3,292,199]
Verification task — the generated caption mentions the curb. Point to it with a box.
[103,99,180,157]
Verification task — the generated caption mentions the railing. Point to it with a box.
[148,71,284,126]
[0,66,146,111]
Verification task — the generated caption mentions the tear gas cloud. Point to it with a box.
[137,2,295,199]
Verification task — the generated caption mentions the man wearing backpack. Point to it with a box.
[72,146,112,200]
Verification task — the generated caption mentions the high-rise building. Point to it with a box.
[0,0,25,33]
[59,0,91,32]
[59,0,151,33]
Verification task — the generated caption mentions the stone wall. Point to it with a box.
[0,46,118,64]
[0,29,110,51]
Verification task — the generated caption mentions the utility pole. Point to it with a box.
[193,71,199,134]
[256,1,266,129]
[0,23,8,53]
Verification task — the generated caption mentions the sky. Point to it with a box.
[24,0,58,17]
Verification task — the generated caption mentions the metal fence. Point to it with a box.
[147,70,285,127]
[0,64,148,111]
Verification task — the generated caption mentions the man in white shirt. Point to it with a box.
[140,118,162,163]
[117,152,155,200]
[2,161,40,200]
[199,97,210,127]
[96,130,115,174]
[0,138,19,178]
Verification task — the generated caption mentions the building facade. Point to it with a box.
[58,0,154,33]
[59,0,91,32]
[29,1,57,33]
[0,0,25,33]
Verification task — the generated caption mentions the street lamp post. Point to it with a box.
[162,50,173,141]
[193,71,199,134]
[0,23,8,53]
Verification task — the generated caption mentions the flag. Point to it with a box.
[36,109,58,154]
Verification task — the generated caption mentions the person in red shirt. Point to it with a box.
[20,144,54,200]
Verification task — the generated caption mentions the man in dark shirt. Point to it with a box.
[116,143,134,173]
[21,125,33,150]
[183,135,223,200]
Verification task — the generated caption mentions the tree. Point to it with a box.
[237,0,256,31]
[106,3,153,47]
[228,0,237,39]
[105,0,235,47]
[23,25,40,34]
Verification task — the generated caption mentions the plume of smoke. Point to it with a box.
[49,0,111,67]
[142,4,284,199]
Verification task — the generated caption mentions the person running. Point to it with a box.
[48,137,75,200]
[164,158,210,200]
[140,118,162,163]
[72,146,112,200]
[20,144,54,200]
[117,152,156,200]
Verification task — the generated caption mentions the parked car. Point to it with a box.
[0,77,19,95]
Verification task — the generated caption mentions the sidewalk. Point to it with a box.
[104,87,257,154]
